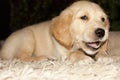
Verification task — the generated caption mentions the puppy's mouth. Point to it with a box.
[85,41,101,50]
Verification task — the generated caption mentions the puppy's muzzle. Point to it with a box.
[95,28,105,38]
[84,28,106,51]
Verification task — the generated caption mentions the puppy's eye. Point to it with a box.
[80,15,88,20]
[101,17,105,22]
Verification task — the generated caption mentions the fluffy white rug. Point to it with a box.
[0,57,120,80]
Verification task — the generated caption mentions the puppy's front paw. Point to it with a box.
[69,51,95,65]
[78,56,95,65]
[95,53,114,64]
[97,56,113,64]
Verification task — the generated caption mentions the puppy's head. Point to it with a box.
[51,1,110,55]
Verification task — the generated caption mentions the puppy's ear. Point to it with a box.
[51,10,73,49]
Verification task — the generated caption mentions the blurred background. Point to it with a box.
[0,0,120,40]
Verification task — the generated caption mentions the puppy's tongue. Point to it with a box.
[87,42,99,49]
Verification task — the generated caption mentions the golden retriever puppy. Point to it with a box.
[0,1,110,62]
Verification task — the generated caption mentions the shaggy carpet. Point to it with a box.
[0,57,120,80]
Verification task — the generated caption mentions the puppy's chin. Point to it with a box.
[82,48,99,55]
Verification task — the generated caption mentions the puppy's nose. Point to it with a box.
[95,28,105,38]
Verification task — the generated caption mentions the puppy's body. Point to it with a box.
[0,21,70,61]
[0,1,110,62]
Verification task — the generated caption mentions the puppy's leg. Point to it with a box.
[0,30,48,61]
[0,30,34,60]
[69,50,94,64]
[15,40,48,61]
[95,51,108,59]
[95,51,114,63]
[16,54,48,61]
